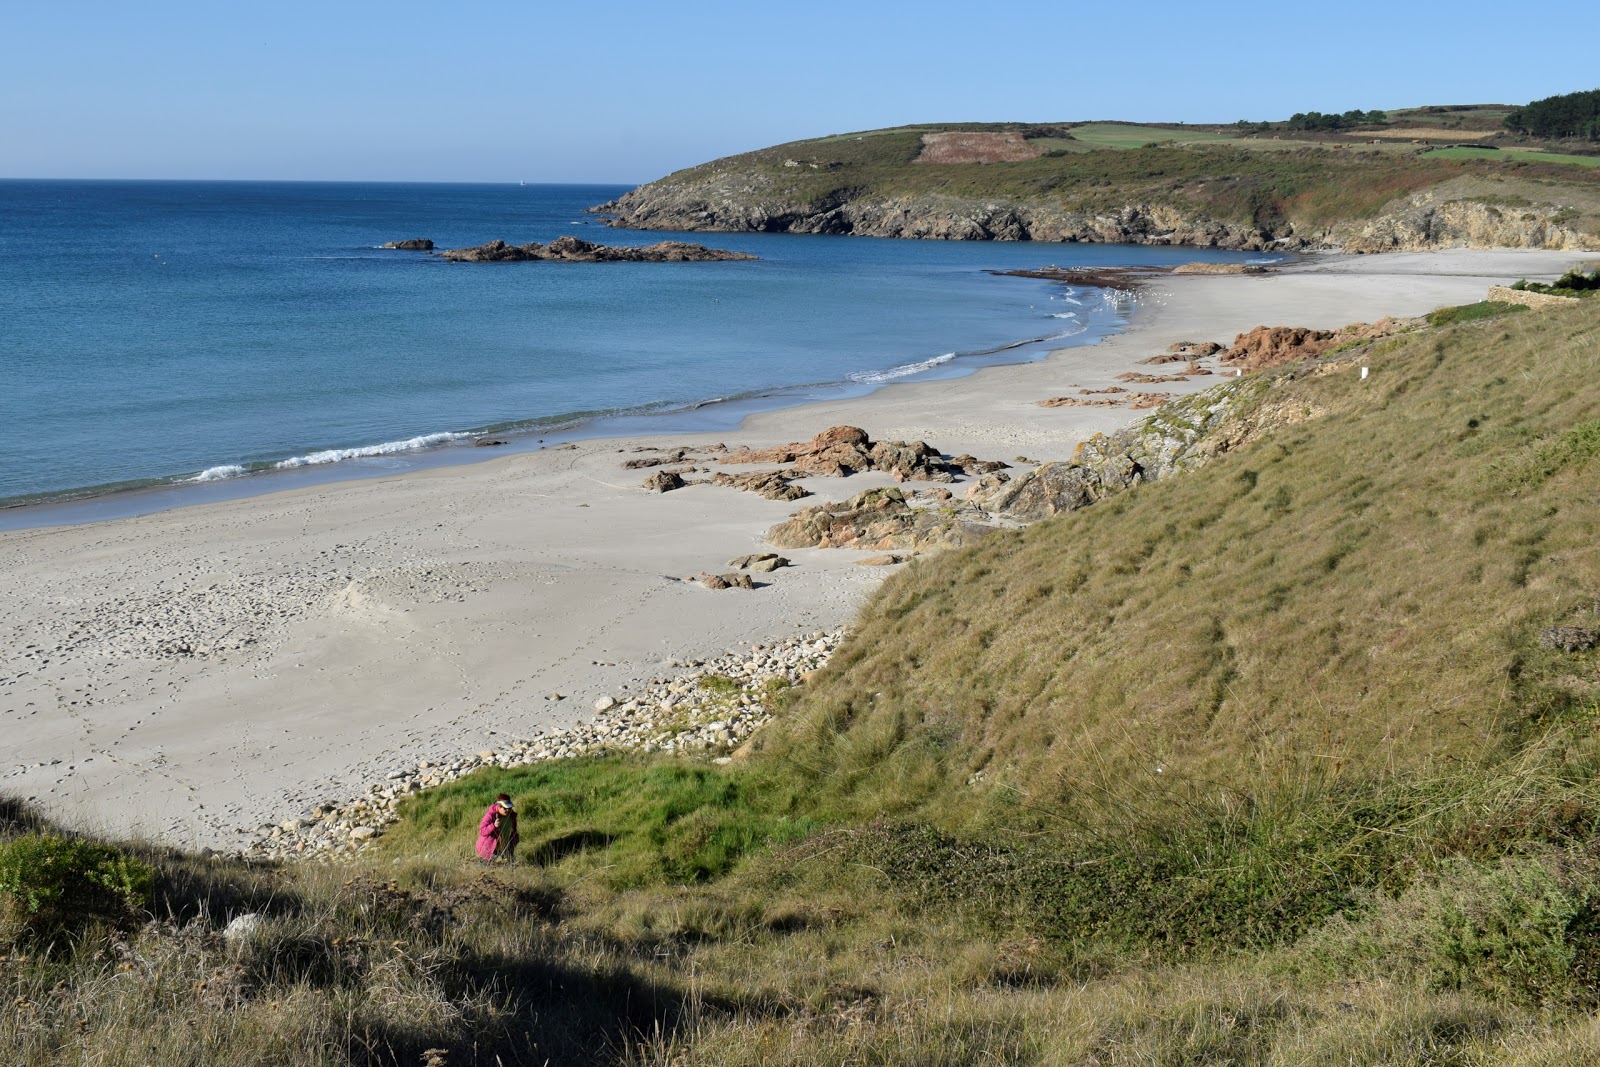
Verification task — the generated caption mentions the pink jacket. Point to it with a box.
[476,804,503,861]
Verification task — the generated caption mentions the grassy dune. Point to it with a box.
[7,299,1600,1064]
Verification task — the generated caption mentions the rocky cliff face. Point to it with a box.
[597,168,1600,253]
[598,172,1294,250]
[1330,192,1593,252]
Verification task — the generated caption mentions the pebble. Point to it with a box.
[239,628,846,862]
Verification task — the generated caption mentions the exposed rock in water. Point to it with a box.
[440,235,757,263]
[1171,262,1267,274]
[382,238,434,250]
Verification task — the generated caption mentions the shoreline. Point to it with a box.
[1,247,1586,850]
[0,270,1129,532]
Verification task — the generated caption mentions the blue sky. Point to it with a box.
[3,1,1595,183]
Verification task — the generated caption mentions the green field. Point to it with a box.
[1424,145,1600,167]
[1066,122,1239,148]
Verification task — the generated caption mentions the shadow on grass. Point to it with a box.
[344,946,779,1066]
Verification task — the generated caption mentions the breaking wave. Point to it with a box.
[848,352,956,384]
[272,432,471,469]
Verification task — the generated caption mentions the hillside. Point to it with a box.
[8,295,1600,1064]
[597,109,1600,252]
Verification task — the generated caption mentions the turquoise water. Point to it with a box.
[0,180,1269,513]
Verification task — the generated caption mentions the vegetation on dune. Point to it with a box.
[9,299,1600,1063]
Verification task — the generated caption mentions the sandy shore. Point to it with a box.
[0,248,1585,848]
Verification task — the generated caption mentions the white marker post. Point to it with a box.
[1360,367,1369,380]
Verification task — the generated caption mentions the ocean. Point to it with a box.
[0,180,1270,517]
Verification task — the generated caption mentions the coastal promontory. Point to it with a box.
[594,106,1600,252]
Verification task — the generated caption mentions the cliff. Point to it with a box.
[596,122,1600,252]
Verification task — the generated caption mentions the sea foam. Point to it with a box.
[190,464,247,482]
[848,352,956,384]
[273,432,470,469]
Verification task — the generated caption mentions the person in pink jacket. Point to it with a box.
[475,794,519,863]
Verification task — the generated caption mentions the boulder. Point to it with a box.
[749,556,790,573]
[223,913,266,943]
[382,238,434,250]
[856,554,905,566]
[643,470,687,493]
[702,573,754,590]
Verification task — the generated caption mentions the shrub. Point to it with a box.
[0,834,153,944]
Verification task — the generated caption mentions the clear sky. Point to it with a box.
[3,1,1595,184]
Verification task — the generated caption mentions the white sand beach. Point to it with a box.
[0,248,1585,849]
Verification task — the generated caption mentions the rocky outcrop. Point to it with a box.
[595,162,1600,253]
[599,178,1295,250]
[440,236,757,263]
[382,238,434,250]
[1221,318,1409,373]
[721,425,956,482]
[709,470,811,501]
[767,487,993,553]
[1334,192,1595,252]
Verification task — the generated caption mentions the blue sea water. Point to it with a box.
[0,180,1269,514]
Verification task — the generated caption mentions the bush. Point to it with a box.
[0,834,153,944]
[1297,854,1600,1008]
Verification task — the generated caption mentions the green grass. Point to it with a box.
[1426,299,1529,327]
[1064,123,1240,148]
[378,755,816,887]
[1424,146,1600,168]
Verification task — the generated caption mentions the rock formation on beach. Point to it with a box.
[439,235,757,263]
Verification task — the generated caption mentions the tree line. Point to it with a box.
[1505,88,1600,141]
